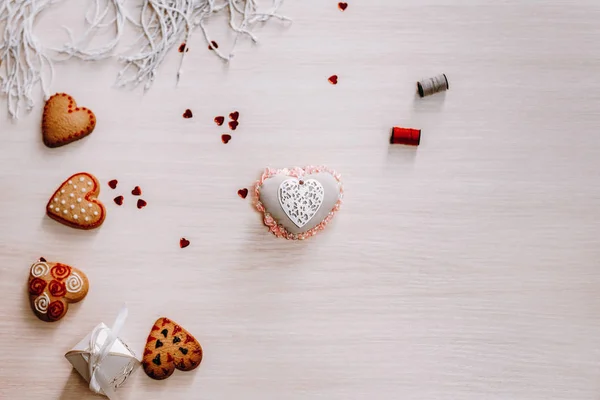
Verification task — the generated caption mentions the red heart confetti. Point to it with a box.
[338,2,348,11]
[228,120,239,131]
[114,196,124,206]
[221,134,231,144]
[328,75,338,85]
[208,40,219,50]
[214,116,225,126]
[132,186,142,196]
[108,179,118,189]
[180,238,190,248]
[229,111,239,121]
[137,199,147,209]
[183,109,193,119]
[237,188,248,199]
[178,43,189,53]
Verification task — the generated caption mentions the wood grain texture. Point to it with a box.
[1,1,600,399]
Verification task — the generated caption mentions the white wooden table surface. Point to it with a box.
[1,1,600,399]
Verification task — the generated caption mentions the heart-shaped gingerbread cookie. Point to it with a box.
[46,172,106,229]
[254,166,343,240]
[28,258,89,322]
[42,93,96,148]
[142,318,203,380]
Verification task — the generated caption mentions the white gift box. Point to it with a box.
[65,322,139,397]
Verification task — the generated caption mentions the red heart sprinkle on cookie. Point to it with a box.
[221,134,231,144]
[178,43,188,53]
[183,109,193,119]
[214,116,225,126]
[108,179,118,189]
[228,120,239,130]
[328,75,338,85]
[238,188,248,199]
[208,40,219,50]
[137,199,147,209]
[180,238,190,248]
[132,186,142,196]
[229,111,239,121]
[338,2,348,11]
[114,196,124,206]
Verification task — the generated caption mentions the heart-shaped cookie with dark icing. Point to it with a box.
[142,318,203,380]
[254,166,343,240]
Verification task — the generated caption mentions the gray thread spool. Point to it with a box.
[417,74,449,97]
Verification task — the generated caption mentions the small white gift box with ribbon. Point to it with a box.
[65,307,139,399]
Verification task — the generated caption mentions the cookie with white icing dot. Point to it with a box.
[28,258,89,322]
[42,93,96,148]
[46,172,106,229]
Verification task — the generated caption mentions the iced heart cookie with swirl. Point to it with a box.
[28,258,89,322]
[254,166,344,240]
[142,318,203,380]
[46,172,106,229]
[42,93,96,148]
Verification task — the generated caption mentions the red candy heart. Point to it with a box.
[237,188,248,199]
[137,199,147,209]
[108,179,118,189]
[214,116,225,126]
[180,238,190,248]
[114,196,124,206]
[229,111,239,121]
[228,120,239,131]
[132,186,142,196]
[221,134,231,144]
[328,75,338,85]
[182,109,193,119]
[178,43,189,53]
[208,41,219,50]
[338,2,348,11]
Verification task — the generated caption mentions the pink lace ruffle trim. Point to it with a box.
[253,166,343,240]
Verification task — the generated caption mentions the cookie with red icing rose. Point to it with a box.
[27,258,89,322]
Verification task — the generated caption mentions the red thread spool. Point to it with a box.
[390,127,421,146]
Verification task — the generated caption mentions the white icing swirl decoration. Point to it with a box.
[34,292,50,314]
[65,272,83,293]
[31,262,49,278]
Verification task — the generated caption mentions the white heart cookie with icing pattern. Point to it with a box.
[254,166,343,240]
[46,172,106,229]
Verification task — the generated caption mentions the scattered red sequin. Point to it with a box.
[180,238,190,248]
[390,126,421,146]
[228,120,239,130]
[183,109,193,119]
[108,179,118,189]
[229,111,239,121]
[114,196,124,206]
[132,186,142,196]
[338,2,348,11]
[208,41,219,50]
[328,75,338,85]
[137,199,147,209]
[221,134,232,144]
[237,188,248,199]
[214,116,225,126]
[178,43,189,53]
